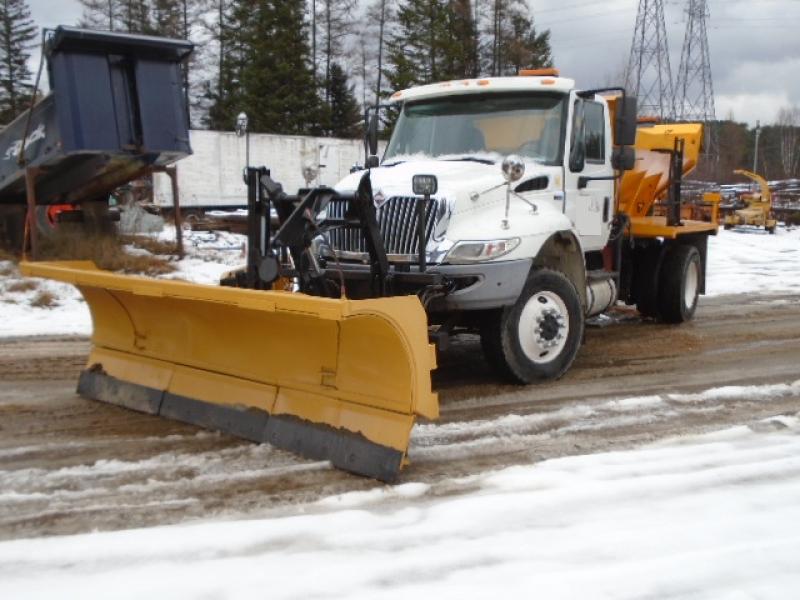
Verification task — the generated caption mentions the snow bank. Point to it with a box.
[1,412,799,599]
[0,265,91,337]
[0,230,245,338]
[706,226,800,296]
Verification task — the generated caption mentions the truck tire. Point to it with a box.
[633,245,663,319]
[480,268,584,384]
[658,244,701,324]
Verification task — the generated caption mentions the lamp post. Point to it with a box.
[235,111,250,168]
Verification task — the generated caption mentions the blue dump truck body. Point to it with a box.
[0,26,193,207]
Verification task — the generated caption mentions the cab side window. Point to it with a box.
[584,102,605,162]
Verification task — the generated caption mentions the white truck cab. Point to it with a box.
[316,71,704,384]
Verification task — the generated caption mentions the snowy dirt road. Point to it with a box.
[1,292,799,540]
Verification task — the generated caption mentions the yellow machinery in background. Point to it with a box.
[724,169,777,233]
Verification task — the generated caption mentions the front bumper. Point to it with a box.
[324,258,532,311]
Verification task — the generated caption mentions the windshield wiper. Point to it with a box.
[381,160,405,167]
[444,156,496,165]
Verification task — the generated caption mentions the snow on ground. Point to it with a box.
[1,224,797,338]
[1,396,799,599]
[706,225,800,296]
[0,267,91,338]
[0,229,246,338]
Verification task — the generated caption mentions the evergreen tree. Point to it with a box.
[116,0,151,32]
[0,0,36,125]
[499,10,551,75]
[483,0,551,76]
[79,0,117,29]
[209,0,323,135]
[385,0,479,92]
[443,0,479,79]
[205,0,242,130]
[327,62,361,138]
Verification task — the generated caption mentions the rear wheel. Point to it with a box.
[633,245,663,319]
[658,244,701,323]
[481,269,584,384]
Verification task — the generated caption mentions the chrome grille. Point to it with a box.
[325,196,438,257]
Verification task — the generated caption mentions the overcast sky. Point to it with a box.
[28,0,800,126]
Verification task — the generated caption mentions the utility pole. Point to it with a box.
[753,120,761,174]
[625,0,674,120]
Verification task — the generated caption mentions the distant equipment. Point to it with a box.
[724,169,777,233]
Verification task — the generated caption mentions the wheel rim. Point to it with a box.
[684,258,699,310]
[518,290,570,364]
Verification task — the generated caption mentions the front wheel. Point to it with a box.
[481,269,585,384]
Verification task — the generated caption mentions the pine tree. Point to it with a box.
[0,0,36,125]
[115,0,151,32]
[208,0,323,135]
[205,0,242,130]
[443,0,479,79]
[79,0,117,29]
[499,10,551,75]
[327,62,361,138]
[483,0,551,76]
[385,0,482,91]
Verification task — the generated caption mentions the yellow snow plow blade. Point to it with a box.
[20,260,438,481]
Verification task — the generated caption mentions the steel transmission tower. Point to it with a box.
[625,0,674,120]
[676,0,715,122]
[676,0,716,173]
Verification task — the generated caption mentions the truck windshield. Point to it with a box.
[384,92,566,165]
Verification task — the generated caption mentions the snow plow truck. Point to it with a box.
[20,30,717,482]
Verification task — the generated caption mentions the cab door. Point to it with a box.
[563,96,614,252]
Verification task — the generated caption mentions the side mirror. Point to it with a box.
[365,155,380,168]
[367,112,379,157]
[569,101,586,173]
[611,146,636,171]
[616,96,638,147]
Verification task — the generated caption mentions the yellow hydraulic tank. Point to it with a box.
[20,260,438,482]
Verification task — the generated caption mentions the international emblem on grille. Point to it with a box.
[373,190,387,209]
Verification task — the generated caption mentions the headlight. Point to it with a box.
[446,238,520,264]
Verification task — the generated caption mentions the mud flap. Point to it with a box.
[21,261,438,482]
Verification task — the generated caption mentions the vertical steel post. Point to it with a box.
[166,166,184,257]
[24,167,39,260]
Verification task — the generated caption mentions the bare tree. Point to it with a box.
[315,0,356,105]
[776,106,800,179]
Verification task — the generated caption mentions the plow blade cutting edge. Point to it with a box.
[20,261,438,482]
